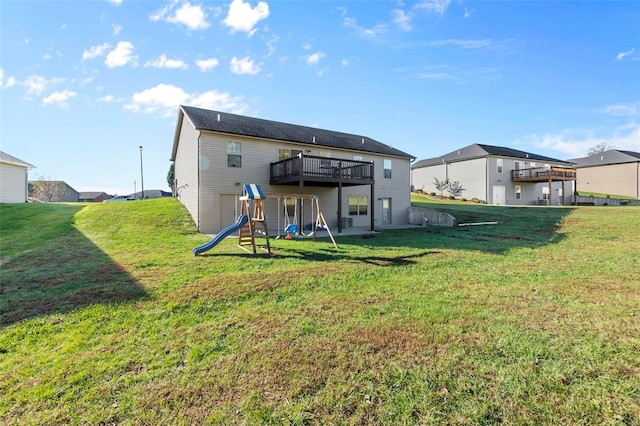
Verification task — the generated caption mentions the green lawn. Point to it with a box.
[1,198,639,425]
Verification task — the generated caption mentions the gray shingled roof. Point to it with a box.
[412,143,574,169]
[569,150,640,168]
[0,151,35,168]
[79,192,111,199]
[176,105,414,160]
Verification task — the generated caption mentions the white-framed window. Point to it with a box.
[227,141,242,168]
[542,186,549,200]
[515,185,522,200]
[497,159,503,173]
[277,148,302,161]
[383,159,392,178]
[349,195,368,216]
[353,155,363,161]
[530,162,536,168]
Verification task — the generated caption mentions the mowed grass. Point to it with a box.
[1,197,639,425]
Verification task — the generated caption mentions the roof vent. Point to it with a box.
[457,150,461,155]
[361,138,365,144]
[313,136,316,143]
[526,153,529,158]
[601,155,604,160]
[217,113,221,122]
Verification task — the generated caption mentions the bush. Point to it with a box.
[480,200,487,204]
[471,198,480,203]
[460,197,467,202]
[449,195,455,200]
[430,192,436,196]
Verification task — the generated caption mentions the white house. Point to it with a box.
[170,106,415,234]
[412,144,576,206]
[0,151,35,203]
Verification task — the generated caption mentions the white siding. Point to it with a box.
[174,115,200,229]
[412,159,487,201]
[195,132,412,234]
[0,163,28,203]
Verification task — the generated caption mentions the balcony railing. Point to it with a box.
[270,154,374,186]
[511,167,576,182]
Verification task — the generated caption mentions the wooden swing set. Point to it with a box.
[267,192,338,249]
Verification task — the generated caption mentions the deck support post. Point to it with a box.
[298,179,304,234]
[337,182,343,234]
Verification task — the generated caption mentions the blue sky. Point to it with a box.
[1,0,639,196]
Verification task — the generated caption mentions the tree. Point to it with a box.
[433,177,450,196]
[167,162,175,194]
[587,142,615,156]
[447,181,465,197]
[28,175,63,202]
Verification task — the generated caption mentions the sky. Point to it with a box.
[1,0,639,196]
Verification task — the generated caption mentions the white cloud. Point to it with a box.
[22,75,65,96]
[230,56,261,75]
[343,16,388,38]
[105,41,137,68]
[305,51,325,65]
[464,7,473,18]
[113,24,122,35]
[61,24,66,30]
[195,57,220,72]
[599,103,639,116]
[392,9,412,31]
[341,59,350,66]
[615,48,635,61]
[107,0,123,5]
[5,76,17,88]
[150,2,210,31]
[414,0,451,15]
[124,83,248,118]
[428,39,492,49]
[516,125,640,157]
[42,90,77,108]
[82,43,111,61]
[223,0,269,34]
[145,54,189,69]
[302,42,312,50]
[97,94,123,103]
[43,53,52,60]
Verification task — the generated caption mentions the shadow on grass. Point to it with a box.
[0,204,148,326]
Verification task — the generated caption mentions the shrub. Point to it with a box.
[471,198,480,203]
[460,197,467,202]
[430,192,436,196]
[449,195,455,200]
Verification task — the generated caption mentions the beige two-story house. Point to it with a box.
[412,144,576,206]
[170,106,414,234]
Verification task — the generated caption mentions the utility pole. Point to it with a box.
[139,146,144,199]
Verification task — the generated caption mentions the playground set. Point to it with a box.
[193,184,337,256]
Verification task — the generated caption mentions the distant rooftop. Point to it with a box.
[569,150,640,168]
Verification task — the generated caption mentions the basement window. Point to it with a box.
[515,185,522,200]
[227,142,242,168]
[349,195,368,216]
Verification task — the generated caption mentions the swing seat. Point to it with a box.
[284,224,298,234]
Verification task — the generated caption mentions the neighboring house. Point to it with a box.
[29,180,80,202]
[79,192,113,202]
[0,151,35,203]
[412,144,576,206]
[569,150,640,199]
[170,105,414,234]
[132,189,172,199]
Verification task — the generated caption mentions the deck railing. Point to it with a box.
[511,167,576,181]
[270,154,373,183]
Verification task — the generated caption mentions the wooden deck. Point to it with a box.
[511,167,576,182]
[270,154,374,187]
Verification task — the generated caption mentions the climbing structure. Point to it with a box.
[238,184,271,254]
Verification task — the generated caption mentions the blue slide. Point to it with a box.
[193,214,249,256]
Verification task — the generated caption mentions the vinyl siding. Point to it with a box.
[0,163,28,203]
[577,163,640,199]
[196,132,411,234]
[412,159,487,201]
[174,114,201,229]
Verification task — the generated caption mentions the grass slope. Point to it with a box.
[1,198,639,425]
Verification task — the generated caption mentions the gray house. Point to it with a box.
[0,151,35,203]
[170,105,414,234]
[569,150,640,199]
[79,192,113,202]
[412,144,576,206]
[29,180,80,202]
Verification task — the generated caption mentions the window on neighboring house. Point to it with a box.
[349,195,368,215]
[515,185,522,200]
[227,141,242,168]
[277,148,302,161]
[384,159,392,178]
[542,186,549,200]
[497,159,503,173]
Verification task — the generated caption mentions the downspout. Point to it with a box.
[197,133,201,232]
[485,157,489,203]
